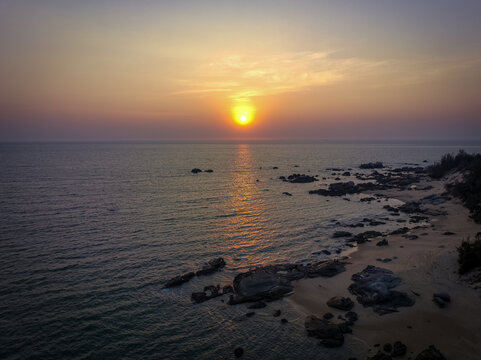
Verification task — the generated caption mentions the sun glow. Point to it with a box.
[233,105,255,126]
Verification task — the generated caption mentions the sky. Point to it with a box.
[1,0,480,141]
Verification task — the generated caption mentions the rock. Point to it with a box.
[191,292,209,303]
[376,239,389,246]
[405,235,418,240]
[321,249,331,255]
[286,174,318,183]
[228,269,293,304]
[337,322,352,334]
[163,272,195,288]
[415,345,447,360]
[307,261,346,277]
[248,301,267,309]
[273,166,278,169]
[368,351,392,360]
[234,347,244,357]
[360,162,384,169]
[351,231,383,244]
[383,343,392,353]
[195,257,226,276]
[432,296,445,308]
[305,315,344,347]
[310,181,385,197]
[282,192,293,196]
[222,285,234,294]
[391,341,407,357]
[360,197,376,202]
[205,169,214,173]
[443,231,455,235]
[398,201,422,214]
[422,194,450,205]
[323,312,334,320]
[281,318,288,323]
[348,265,415,315]
[333,231,353,238]
[345,311,358,322]
[245,311,255,317]
[273,309,281,317]
[191,168,202,173]
[342,171,351,176]
[327,296,354,311]
[433,293,450,302]
[390,227,409,235]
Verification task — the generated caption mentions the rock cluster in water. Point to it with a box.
[163,257,226,288]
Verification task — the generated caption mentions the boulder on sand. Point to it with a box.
[326,296,354,311]
[304,315,344,347]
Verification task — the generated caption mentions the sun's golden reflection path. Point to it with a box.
[219,144,273,267]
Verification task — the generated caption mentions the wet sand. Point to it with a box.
[289,177,481,359]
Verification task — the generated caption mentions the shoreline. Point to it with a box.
[289,177,481,359]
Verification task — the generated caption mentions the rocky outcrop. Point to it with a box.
[163,258,226,288]
[348,265,415,315]
[286,174,318,183]
[415,345,447,360]
[326,296,354,311]
[304,315,345,347]
[309,181,385,196]
[360,162,384,169]
[333,231,352,238]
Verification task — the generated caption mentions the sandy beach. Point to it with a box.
[290,177,481,359]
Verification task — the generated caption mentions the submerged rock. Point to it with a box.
[195,257,226,276]
[163,272,195,288]
[304,315,344,347]
[348,265,415,315]
[309,181,385,196]
[287,173,318,183]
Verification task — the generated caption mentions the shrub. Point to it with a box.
[427,150,481,179]
[457,233,481,274]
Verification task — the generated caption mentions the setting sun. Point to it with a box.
[233,105,255,126]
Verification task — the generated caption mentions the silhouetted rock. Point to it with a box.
[305,315,344,347]
[191,168,202,173]
[376,239,389,246]
[248,301,267,309]
[333,231,352,238]
[390,227,409,235]
[342,171,351,176]
[360,162,384,169]
[195,257,226,276]
[287,173,318,183]
[163,272,195,288]
[348,265,415,315]
[415,345,446,360]
[345,311,358,322]
[310,181,385,196]
[282,192,293,196]
[391,341,407,357]
[205,169,214,173]
[323,312,334,320]
[327,296,354,311]
[234,347,244,357]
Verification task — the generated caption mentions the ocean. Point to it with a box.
[1,141,481,359]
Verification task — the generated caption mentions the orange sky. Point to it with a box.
[1,0,480,141]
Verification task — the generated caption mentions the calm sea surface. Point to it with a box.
[1,142,481,359]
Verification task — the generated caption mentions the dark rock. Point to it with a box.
[245,311,255,317]
[305,315,344,347]
[390,227,409,235]
[345,311,358,322]
[376,239,389,246]
[191,168,202,173]
[368,351,392,360]
[228,269,293,304]
[342,171,351,176]
[422,194,450,205]
[163,272,195,288]
[383,343,392,353]
[287,173,318,183]
[398,201,422,214]
[282,192,293,196]
[191,292,209,303]
[327,296,354,311]
[307,261,346,277]
[376,258,392,263]
[360,162,384,169]
[310,181,386,197]
[337,322,352,334]
[333,231,353,238]
[195,257,226,276]
[443,231,455,235]
[273,166,278,169]
[281,318,288,323]
[348,265,415,314]
[433,293,450,302]
[323,312,334,320]
[360,197,376,202]
[391,341,407,357]
[321,249,331,255]
[273,309,281,317]
[248,301,267,309]
[234,347,244,358]
[415,345,447,360]
[205,169,214,173]
[369,220,386,226]
[222,285,234,294]
[352,231,383,244]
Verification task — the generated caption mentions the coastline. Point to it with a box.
[289,176,481,359]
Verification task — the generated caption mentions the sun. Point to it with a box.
[233,105,255,126]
